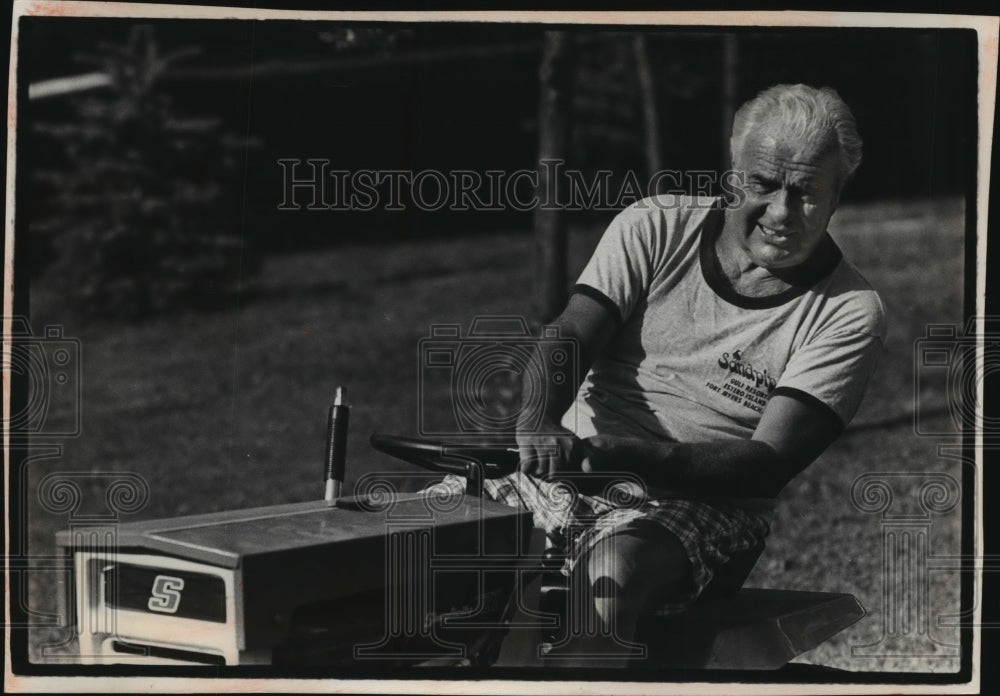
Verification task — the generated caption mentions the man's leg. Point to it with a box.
[553,522,694,667]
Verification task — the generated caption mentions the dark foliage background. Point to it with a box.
[21,19,973,317]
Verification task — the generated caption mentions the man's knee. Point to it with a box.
[582,525,693,628]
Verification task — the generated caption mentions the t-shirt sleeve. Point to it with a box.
[774,293,886,428]
[572,202,664,325]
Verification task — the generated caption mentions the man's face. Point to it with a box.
[729,125,843,270]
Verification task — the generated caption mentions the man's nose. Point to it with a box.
[765,189,793,226]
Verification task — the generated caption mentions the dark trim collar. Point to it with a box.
[699,206,843,310]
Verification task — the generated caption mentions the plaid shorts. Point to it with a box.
[425,472,773,614]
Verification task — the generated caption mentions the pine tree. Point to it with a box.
[31,25,256,318]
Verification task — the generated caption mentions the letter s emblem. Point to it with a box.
[148,575,185,614]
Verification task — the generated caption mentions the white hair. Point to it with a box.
[730,84,863,188]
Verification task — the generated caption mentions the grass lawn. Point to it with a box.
[23,195,967,672]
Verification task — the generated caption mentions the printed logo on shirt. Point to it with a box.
[717,349,777,392]
[703,349,776,415]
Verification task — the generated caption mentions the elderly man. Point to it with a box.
[436,84,885,664]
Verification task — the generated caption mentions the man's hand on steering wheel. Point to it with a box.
[515,422,588,479]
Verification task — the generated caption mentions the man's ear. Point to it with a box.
[830,178,845,211]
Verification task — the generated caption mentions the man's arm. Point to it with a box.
[580,392,844,498]
[515,292,618,477]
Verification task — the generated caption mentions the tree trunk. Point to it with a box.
[721,34,740,169]
[633,35,663,185]
[534,31,574,322]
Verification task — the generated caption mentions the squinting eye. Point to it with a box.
[802,183,825,199]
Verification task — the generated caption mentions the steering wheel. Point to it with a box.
[369,433,520,480]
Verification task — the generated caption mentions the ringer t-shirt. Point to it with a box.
[561,195,886,444]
